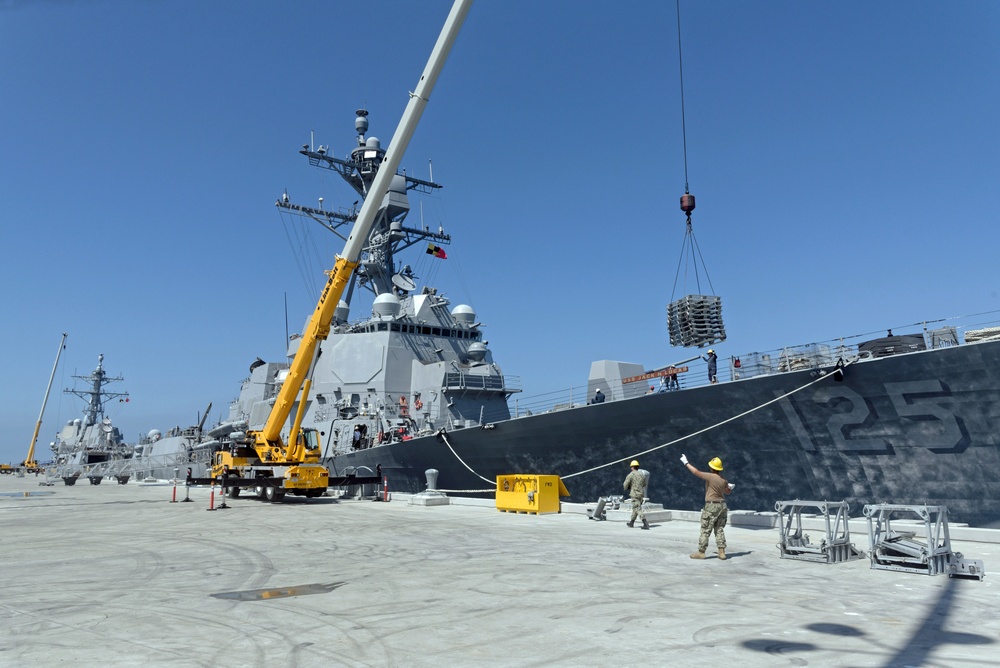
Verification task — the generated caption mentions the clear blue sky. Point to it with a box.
[2,1,998,465]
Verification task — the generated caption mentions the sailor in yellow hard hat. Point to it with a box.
[623,460,650,529]
[679,453,733,559]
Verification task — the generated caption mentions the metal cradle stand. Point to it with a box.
[775,500,865,564]
[863,504,985,580]
[588,496,623,521]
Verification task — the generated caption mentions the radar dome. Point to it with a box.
[452,304,476,325]
[334,300,350,324]
[147,429,162,442]
[365,136,381,150]
[388,174,407,195]
[467,342,488,362]
[355,110,369,135]
[373,293,401,318]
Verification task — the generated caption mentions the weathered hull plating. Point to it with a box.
[327,340,1000,527]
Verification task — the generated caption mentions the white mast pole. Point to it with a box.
[342,0,472,261]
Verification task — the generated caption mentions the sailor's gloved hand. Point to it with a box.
[728,483,735,490]
[680,454,689,465]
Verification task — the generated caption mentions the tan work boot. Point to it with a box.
[689,551,705,559]
[718,548,727,560]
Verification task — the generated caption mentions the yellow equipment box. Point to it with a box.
[495,474,570,515]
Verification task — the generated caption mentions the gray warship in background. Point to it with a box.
[48,354,222,484]
[217,110,1000,526]
[48,354,133,484]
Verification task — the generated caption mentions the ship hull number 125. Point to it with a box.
[778,380,969,455]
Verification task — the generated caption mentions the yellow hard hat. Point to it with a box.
[630,460,639,468]
[708,457,723,471]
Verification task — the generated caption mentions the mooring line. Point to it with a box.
[434,487,496,493]
[562,360,854,479]
[437,430,496,484]
[438,360,854,487]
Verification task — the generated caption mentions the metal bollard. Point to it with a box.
[182,467,193,502]
[217,469,230,510]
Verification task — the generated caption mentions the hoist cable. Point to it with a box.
[676,0,691,194]
[440,360,856,485]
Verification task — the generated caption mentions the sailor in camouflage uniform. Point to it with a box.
[623,460,650,530]
[680,454,733,559]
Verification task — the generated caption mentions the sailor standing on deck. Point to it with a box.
[703,349,718,384]
[623,460,650,530]
[680,454,733,559]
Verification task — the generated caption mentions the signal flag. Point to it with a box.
[426,243,447,259]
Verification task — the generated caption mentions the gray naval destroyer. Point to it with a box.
[48,354,221,484]
[48,354,133,484]
[219,109,1000,526]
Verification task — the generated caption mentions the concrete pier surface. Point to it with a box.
[2,474,998,667]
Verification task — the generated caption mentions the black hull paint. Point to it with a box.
[327,341,1000,526]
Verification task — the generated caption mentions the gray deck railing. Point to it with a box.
[444,371,521,393]
[507,315,1000,418]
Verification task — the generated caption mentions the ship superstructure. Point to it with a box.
[49,354,132,483]
[228,109,520,462]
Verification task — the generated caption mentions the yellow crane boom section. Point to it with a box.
[258,256,358,453]
[245,0,472,468]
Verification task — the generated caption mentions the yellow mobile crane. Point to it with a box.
[20,333,68,474]
[202,0,473,502]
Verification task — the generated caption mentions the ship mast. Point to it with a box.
[257,0,473,453]
[65,354,129,427]
[279,113,452,303]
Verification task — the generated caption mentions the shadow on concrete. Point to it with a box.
[739,574,994,665]
[879,576,993,667]
[742,639,818,655]
[717,550,752,560]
